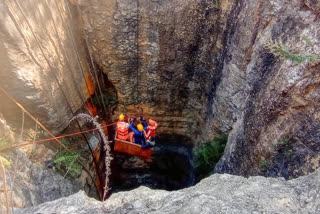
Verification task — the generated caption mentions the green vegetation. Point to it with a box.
[209,0,219,9]
[265,39,318,64]
[93,93,118,108]
[0,156,11,166]
[260,160,269,172]
[92,86,118,110]
[278,139,289,147]
[53,150,81,178]
[0,138,10,149]
[194,134,228,179]
[278,139,293,157]
[53,138,82,178]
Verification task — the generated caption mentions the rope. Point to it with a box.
[54,0,94,105]
[73,3,108,117]
[0,122,117,152]
[136,0,140,104]
[0,84,102,200]
[11,0,102,194]
[43,0,86,105]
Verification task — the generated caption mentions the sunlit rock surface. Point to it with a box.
[16,167,320,214]
[0,0,90,134]
[214,0,320,178]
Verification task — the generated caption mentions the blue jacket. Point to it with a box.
[130,118,147,145]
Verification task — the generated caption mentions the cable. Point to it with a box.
[136,0,140,104]
[5,0,101,199]
[12,0,98,178]
[73,3,108,117]
[54,0,95,105]
[43,0,87,105]
[0,122,116,152]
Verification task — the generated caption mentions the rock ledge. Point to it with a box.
[17,168,320,214]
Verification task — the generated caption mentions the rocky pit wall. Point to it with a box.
[1,0,320,184]
[79,0,234,144]
[80,0,320,178]
[214,0,320,178]
[0,0,91,134]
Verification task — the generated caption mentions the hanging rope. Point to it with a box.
[11,0,100,187]
[0,85,101,199]
[0,86,96,188]
[43,0,87,105]
[72,3,109,117]
[4,0,101,199]
[136,0,140,104]
[53,0,95,105]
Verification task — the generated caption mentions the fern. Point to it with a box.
[54,151,81,178]
[265,39,318,64]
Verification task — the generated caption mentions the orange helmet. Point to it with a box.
[149,119,156,126]
[119,114,125,121]
[137,124,144,132]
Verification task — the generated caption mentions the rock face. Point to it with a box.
[214,0,320,178]
[0,150,78,208]
[0,0,91,134]
[80,0,234,144]
[81,0,320,178]
[16,167,320,213]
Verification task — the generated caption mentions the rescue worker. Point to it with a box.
[144,119,158,146]
[116,114,129,141]
[129,118,152,149]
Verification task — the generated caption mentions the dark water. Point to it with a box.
[111,139,195,192]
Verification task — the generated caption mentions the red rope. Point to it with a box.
[0,114,149,152]
[0,122,117,152]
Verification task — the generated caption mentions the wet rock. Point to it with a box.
[89,135,100,150]
[16,167,320,213]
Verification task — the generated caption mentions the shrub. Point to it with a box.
[265,39,318,64]
[194,134,228,179]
